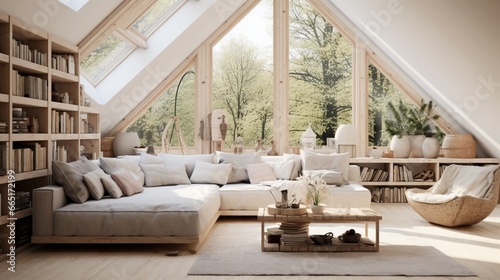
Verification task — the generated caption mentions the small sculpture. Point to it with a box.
[267,140,278,156]
[255,138,265,152]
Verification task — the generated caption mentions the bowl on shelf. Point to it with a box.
[13,107,23,117]
[309,232,333,245]
[369,148,384,158]
[338,232,361,243]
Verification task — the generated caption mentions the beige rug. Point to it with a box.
[188,221,476,276]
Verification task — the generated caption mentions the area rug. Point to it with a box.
[188,222,476,276]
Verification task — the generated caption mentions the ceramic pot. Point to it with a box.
[422,137,440,158]
[390,135,410,158]
[311,203,327,214]
[408,135,425,158]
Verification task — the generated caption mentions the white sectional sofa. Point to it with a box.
[32,151,371,252]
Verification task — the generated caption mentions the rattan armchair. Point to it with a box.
[406,169,500,227]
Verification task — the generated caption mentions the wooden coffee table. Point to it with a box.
[257,207,382,252]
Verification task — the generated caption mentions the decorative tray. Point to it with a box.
[267,204,307,215]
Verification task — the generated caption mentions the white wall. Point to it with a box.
[331,0,500,158]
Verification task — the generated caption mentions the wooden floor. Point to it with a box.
[1,204,500,280]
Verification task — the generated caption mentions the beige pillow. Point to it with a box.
[140,164,191,187]
[246,163,277,184]
[111,168,144,196]
[99,157,145,186]
[216,151,262,183]
[190,161,232,185]
[52,157,100,203]
[158,153,215,177]
[83,169,107,200]
[101,175,123,198]
[300,150,350,183]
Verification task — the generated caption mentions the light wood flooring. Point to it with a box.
[1,204,500,280]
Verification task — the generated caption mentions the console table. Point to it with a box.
[257,207,382,252]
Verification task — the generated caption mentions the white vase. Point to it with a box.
[408,135,425,158]
[113,132,141,156]
[390,135,410,158]
[311,203,327,214]
[422,137,440,158]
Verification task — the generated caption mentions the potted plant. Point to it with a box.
[407,99,441,158]
[298,176,329,213]
[384,100,411,158]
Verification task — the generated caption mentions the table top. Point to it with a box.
[257,207,382,222]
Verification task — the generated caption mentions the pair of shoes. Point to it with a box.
[413,170,434,181]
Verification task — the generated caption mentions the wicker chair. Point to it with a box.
[406,169,500,227]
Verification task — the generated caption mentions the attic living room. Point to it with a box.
[1,0,500,279]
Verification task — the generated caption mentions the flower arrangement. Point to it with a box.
[297,175,329,205]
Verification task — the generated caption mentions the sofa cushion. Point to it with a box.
[83,168,107,200]
[52,157,100,203]
[266,160,294,180]
[283,154,302,179]
[300,150,350,184]
[216,151,262,183]
[111,168,144,196]
[140,153,165,164]
[99,157,145,186]
[246,163,277,184]
[158,153,214,177]
[101,174,123,198]
[302,170,344,185]
[190,161,232,185]
[140,164,191,187]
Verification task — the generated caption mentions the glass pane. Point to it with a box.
[288,0,353,147]
[80,33,133,85]
[212,0,273,151]
[368,62,414,147]
[127,67,196,154]
[132,0,179,37]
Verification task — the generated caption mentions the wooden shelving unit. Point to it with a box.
[349,157,500,203]
[0,11,101,255]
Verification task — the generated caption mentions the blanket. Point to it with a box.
[407,164,498,204]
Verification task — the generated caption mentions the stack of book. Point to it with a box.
[279,222,310,246]
[12,117,29,133]
[0,122,7,133]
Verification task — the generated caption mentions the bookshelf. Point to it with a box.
[0,11,101,255]
[350,157,500,203]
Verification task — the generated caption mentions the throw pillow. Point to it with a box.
[140,164,191,187]
[216,151,262,183]
[101,174,123,198]
[190,160,232,185]
[246,163,277,184]
[266,160,294,180]
[139,153,165,164]
[83,169,107,200]
[300,150,350,183]
[99,157,145,186]
[111,168,144,196]
[302,170,344,185]
[158,153,215,177]
[52,157,100,203]
[283,153,301,179]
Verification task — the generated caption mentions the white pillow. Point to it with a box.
[140,164,191,187]
[216,151,262,183]
[300,150,350,183]
[99,157,145,186]
[158,153,214,177]
[246,163,277,184]
[101,174,123,198]
[83,169,107,200]
[266,160,294,180]
[139,153,165,164]
[283,153,301,179]
[190,161,232,185]
[302,170,343,185]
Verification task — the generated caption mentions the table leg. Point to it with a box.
[375,220,380,252]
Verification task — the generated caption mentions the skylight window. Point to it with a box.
[58,0,89,12]
[132,0,183,37]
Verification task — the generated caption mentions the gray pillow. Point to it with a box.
[140,164,191,187]
[83,169,107,200]
[99,157,145,186]
[101,174,123,198]
[216,152,262,183]
[52,157,100,203]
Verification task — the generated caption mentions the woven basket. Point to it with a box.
[441,134,476,158]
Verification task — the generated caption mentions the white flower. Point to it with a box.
[297,175,329,205]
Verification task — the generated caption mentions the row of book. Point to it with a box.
[52,142,68,163]
[372,187,409,203]
[51,54,76,74]
[12,143,47,173]
[393,164,414,182]
[0,142,8,175]
[360,167,389,182]
[12,38,48,66]
[51,110,75,134]
[0,122,7,133]
[12,70,49,100]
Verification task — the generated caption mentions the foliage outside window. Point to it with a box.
[132,0,181,37]
[212,0,273,151]
[288,0,353,147]
[80,33,134,85]
[368,63,414,146]
[127,68,195,152]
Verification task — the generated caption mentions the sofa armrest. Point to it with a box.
[33,185,68,236]
[348,165,361,183]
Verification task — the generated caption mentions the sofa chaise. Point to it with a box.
[32,150,371,252]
